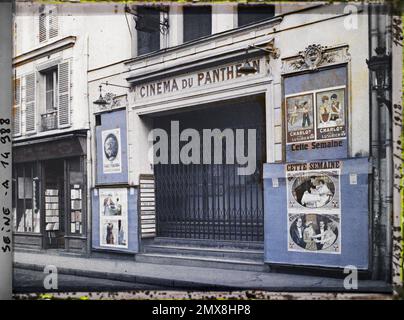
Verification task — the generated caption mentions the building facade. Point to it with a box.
[13,2,403,287]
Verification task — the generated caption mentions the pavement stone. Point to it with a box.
[13,251,392,293]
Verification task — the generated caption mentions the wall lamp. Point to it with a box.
[239,43,280,75]
[92,81,131,106]
[366,47,392,113]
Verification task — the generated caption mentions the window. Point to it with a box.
[13,163,40,233]
[95,114,102,126]
[38,6,59,43]
[136,6,161,56]
[38,61,71,132]
[45,69,58,113]
[13,77,21,136]
[237,4,275,27]
[183,6,212,43]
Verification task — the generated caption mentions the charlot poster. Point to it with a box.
[102,128,122,174]
[286,160,342,254]
[285,86,347,147]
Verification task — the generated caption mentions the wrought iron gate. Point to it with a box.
[154,98,265,242]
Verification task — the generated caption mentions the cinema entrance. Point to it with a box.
[151,95,266,242]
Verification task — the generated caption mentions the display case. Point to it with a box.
[70,185,83,234]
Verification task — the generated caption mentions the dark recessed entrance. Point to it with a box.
[152,95,266,242]
[43,159,65,249]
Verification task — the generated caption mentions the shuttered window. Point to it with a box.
[136,7,161,56]
[39,13,47,42]
[48,9,58,39]
[58,61,70,127]
[13,78,21,136]
[38,6,58,43]
[237,4,275,27]
[25,73,36,133]
[183,6,212,43]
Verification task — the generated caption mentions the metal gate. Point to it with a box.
[153,97,265,242]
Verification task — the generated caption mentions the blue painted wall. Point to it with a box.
[263,157,370,269]
[92,188,139,253]
[96,109,128,184]
[284,67,347,95]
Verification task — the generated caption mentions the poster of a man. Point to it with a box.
[316,88,346,140]
[101,128,122,174]
[286,93,315,143]
[288,214,340,253]
[290,216,306,248]
[104,133,119,161]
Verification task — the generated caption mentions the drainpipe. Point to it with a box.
[369,4,382,280]
[384,11,393,283]
[369,3,393,281]
[86,33,93,257]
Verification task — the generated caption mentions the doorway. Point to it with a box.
[152,95,266,242]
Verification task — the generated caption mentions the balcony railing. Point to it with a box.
[41,110,58,131]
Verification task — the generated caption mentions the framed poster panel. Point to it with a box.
[99,188,128,248]
[263,157,370,269]
[95,109,128,184]
[283,66,349,161]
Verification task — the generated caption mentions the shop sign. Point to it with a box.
[135,58,264,101]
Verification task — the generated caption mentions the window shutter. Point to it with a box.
[13,78,21,136]
[58,60,70,127]
[49,8,58,39]
[25,73,36,133]
[39,12,47,43]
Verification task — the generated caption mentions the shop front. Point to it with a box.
[120,48,274,268]
[12,132,88,253]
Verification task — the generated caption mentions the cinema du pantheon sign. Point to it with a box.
[134,58,267,102]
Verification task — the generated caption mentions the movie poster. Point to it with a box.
[99,188,128,248]
[286,161,341,254]
[288,213,340,253]
[285,93,315,143]
[316,88,346,140]
[285,86,347,150]
[102,128,122,174]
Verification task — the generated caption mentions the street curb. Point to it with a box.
[14,261,393,294]
[13,262,239,291]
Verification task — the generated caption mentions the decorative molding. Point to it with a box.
[13,36,76,67]
[281,44,351,74]
[94,93,128,114]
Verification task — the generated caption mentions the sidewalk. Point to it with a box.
[14,251,392,293]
